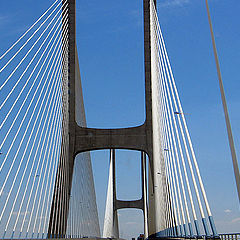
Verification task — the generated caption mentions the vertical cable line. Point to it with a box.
[163,86,183,236]
[62,63,71,236]
[161,57,181,236]
[157,49,177,236]
[42,117,62,239]
[33,98,62,238]
[161,69,178,237]
[19,45,64,236]
[0,49,61,205]
[7,83,62,239]
[26,72,62,239]
[165,141,178,236]
[8,31,67,238]
[54,54,69,235]
[153,0,208,231]
[48,150,61,238]
[150,5,181,234]
[50,109,67,237]
[0,21,68,190]
[32,17,68,237]
[154,26,171,233]
[0,1,68,237]
[152,0,218,236]
[155,19,192,236]
[161,73,187,236]
[4,63,62,237]
[150,2,168,232]
[157,39,199,235]
[158,46,185,236]
[25,55,64,236]
[49,129,64,237]
[52,24,69,237]
[57,125,67,237]
[160,67,184,237]
[0,8,68,153]
[157,56,180,236]
[158,70,172,235]
[62,44,69,238]
[153,0,190,235]
[156,30,195,236]
[42,111,62,237]
[52,21,69,236]
[0,0,60,60]
[0,2,68,113]
[0,48,63,230]
[58,8,71,235]
[151,12,187,236]
[0,0,66,75]
[153,13,175,233]
[157,34,192,237]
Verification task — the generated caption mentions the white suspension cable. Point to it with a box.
[0,52,63,226]
[53,33,69,236]
[161,28,213,217]
[157,55,177,235]
[0,6,68,129]
[156,34,192,233]
[42,122,62,236]
[32,98,62,236]
[158,80,175,234]
[153,6,206,219]
[157,46,181,232]
[154,35,187,232]
[0,10,68,145]
[22,64,63,237]
[153,16,198,224]
[0,21,68,172]
[0,1,68,91]
[37,40,65,237]
[0,0,60,60]
[44,32,68,233]
[0,0,67,74]
[13,34,66,237]
[7,85,62,236]
[38,108,62,237]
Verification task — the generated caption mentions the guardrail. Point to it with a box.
[219,233,240,240]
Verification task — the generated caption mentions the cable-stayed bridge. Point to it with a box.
[0,0,239,239]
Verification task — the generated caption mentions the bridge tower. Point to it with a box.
[48,0,162,238]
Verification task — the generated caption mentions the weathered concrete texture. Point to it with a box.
[75,125,148,154]
[116,199,144,210]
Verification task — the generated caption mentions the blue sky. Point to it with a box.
[0,0,240,239]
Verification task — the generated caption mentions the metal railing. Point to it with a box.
[219,233,240,240]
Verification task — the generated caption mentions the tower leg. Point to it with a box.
[103,149,119,238]
[142,152,149,238]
